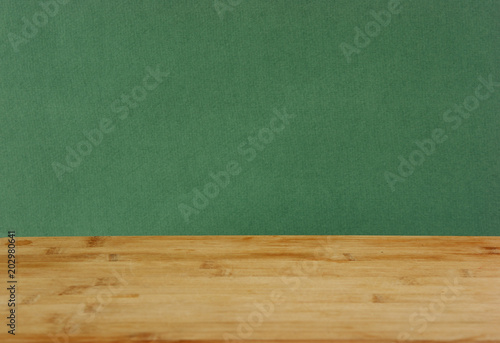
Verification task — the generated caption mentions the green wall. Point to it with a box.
[1,0,498,236]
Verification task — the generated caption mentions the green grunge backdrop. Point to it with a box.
[1,0,499,236]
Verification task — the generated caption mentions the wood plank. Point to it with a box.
[1,235,499,342]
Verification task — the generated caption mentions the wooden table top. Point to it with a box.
[1,235,499,342]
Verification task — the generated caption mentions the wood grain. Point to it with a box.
[1,235,499,342]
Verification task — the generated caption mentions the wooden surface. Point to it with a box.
[1,235,499,343]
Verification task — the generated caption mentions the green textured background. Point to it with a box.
[1,0,498,237]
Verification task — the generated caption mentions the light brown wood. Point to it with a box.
[1,235,499,342]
